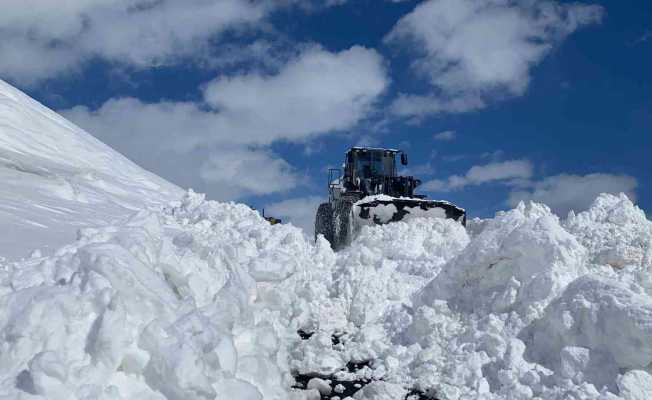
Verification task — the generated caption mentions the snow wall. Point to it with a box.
[0,79,182,260]
[2,191,652,400]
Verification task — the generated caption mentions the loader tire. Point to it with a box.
[315,202,334,246]
[333,200,353,251]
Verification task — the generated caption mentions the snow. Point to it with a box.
[352,381,406,399]
[617,370,652,400]
[417,201,588,321]
[1,191,333,400]
[2,80,652,399]
[564,193,652,269]
[307,377,332,395]
[0,79,182,260]
[523,275,652,389]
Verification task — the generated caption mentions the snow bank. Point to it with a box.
[0,191,334,400]
[3,176,652,400]
[305,194,652,400]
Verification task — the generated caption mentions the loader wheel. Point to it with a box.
[333,201,353,250]
[315,203,334,246]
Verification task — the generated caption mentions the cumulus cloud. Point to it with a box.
[385,0,604,117]
[264,196,324,235]
[0,0,270,84]
[422,159,533,191]
[63,46,387,200]
[199,148,300,197]
[433,130,456,141]
[508,173,638,216]
[202,46,387,145]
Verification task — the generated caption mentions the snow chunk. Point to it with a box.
[352,381,407,400]
[617,370,652,400]
[565,193,652,269]
[307,377,332,395]
[417,201,588,320]
[524,275,652,388]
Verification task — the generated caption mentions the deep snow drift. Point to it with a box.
[3,191,652,400]
[2,81,652,400]
[1,192,335,400]
[0,79,181,260]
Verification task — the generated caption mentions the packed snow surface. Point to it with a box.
[2,81,652,399]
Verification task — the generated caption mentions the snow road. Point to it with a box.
[2,80,652,400]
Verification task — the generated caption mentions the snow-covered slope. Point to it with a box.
[0,80,182,260]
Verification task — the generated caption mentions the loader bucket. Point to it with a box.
[353,197,466,227]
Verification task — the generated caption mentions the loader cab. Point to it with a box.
[343,147,405,188]
[328,146,418,201]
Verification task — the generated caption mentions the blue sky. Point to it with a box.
[2,0,649,232]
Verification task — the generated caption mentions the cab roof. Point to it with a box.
[347,146,401,154]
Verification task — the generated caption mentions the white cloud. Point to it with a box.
[63,46,387,200]
[390,93,486,118]
[0,0,363,84]
[508,173,638,216]
[400,163,435,177]
[203,46,387,145]
[465,159,533,184]
[433,130,456,141]
[0,0,267,84]
[199,148,300,197]
[385,0,604,117]
[422,159,533,191]
[264,196,324,235]
[632,30,652,45]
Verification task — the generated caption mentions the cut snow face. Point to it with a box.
[0,80,182,260]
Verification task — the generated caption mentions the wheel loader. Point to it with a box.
[315,147,466,250]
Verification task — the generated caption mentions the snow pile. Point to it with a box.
[0,190,334,400]
[417,201,588,322]
[565,193,652,269]
[335,217,470,326]
[3,183,652,400]
[289,218,469,380]
[302,194,652,400]
[523,275,652,390]
[5,190,652,400]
